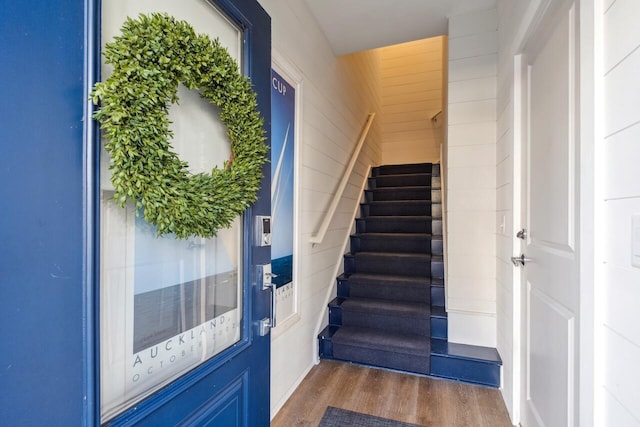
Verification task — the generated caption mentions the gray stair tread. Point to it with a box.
[341,297,430,318]
[332,327,430,356]
[364,201,440,206]
[346,272,431,285]
[353,232,442,239]
[431,339,502,364]
[431,306,447,317]
[431,277,444,286]
[362,215,434,220]
[367,186,440,191]
[354,251,431,259]
[374,172,432,178]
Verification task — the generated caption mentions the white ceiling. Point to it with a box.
[304,0,496,55]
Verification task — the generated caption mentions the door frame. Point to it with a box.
[87,0,272,424]
[510,0,600,425]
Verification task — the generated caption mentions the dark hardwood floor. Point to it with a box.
[271,360,514,427]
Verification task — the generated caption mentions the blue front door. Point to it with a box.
[0,1,271,425]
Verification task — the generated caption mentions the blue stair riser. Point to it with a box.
[432,204,442,218]
[356,217,437,234]
[333,345,430,375]
[365,188,440,202]
[318,325,339,357]
[328,298,344,325]
[373,163,436,176]
[430,355,501,388]
[362,202,440,217]
[340,281,430,304]
[431,238,443,255]
[341,310,430,336]
[329,307,342,326]
[431,285,445,306]
[431,259,444,279]
[319,337,333,358]
[337,276,349,298]
[350,235,436,254]
[431,316,448,340]
[344,254,432,277]
[369,174,433,188]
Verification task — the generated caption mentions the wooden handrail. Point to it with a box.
[309,113,375,245]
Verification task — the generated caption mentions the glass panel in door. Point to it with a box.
[98,1,244,421]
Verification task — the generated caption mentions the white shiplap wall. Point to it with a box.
[446,9,498,347]
[378,37,445,165]
[602,0,640,424]
[257,0,382,418]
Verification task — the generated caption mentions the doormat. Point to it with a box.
[319,406,422,427]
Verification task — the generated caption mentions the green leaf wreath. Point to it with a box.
[91,13,268,238]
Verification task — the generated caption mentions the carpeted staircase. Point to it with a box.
[318,163,501,387]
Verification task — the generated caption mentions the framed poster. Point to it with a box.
[271,54,301,333]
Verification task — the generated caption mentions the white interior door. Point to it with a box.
[517,2,580,426]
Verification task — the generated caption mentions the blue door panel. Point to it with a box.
[103,1,272,425]
[0,0,271,425]
[0,0,90,425]
[111,340,268,426]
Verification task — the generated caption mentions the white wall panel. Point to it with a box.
[496,102,512,140]
[604,123,640,199]
[603,327,640,421]
[449,32,499,61]
[496,130,513,163]
[259,0,382,418]
[496,184,514,212]
[603,389,640,427]
[604,48,640,137]
[447,166,496,189]
[603,193,640,267]
[446,9,498,349]
[603,0,617,12]
[448,122,496,146]
[496,157,513,188]
[447,257,496,284]
[449,54,498,82]
[448,100,497,125]
[447,230,497,255]
[604,266,640,346]
[601,0,640,423]
[449,77,497,103]
[446,189,496,212]
[603,0,640,73]
[378,37,446,164]
[447,311,497,347]
[448,144,496,167]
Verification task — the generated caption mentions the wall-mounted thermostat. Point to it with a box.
[255,215,272,247]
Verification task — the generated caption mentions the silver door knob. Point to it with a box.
[511,254,532,267]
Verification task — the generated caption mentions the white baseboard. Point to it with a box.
[447,310,497,347]
[270,359,318,420]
